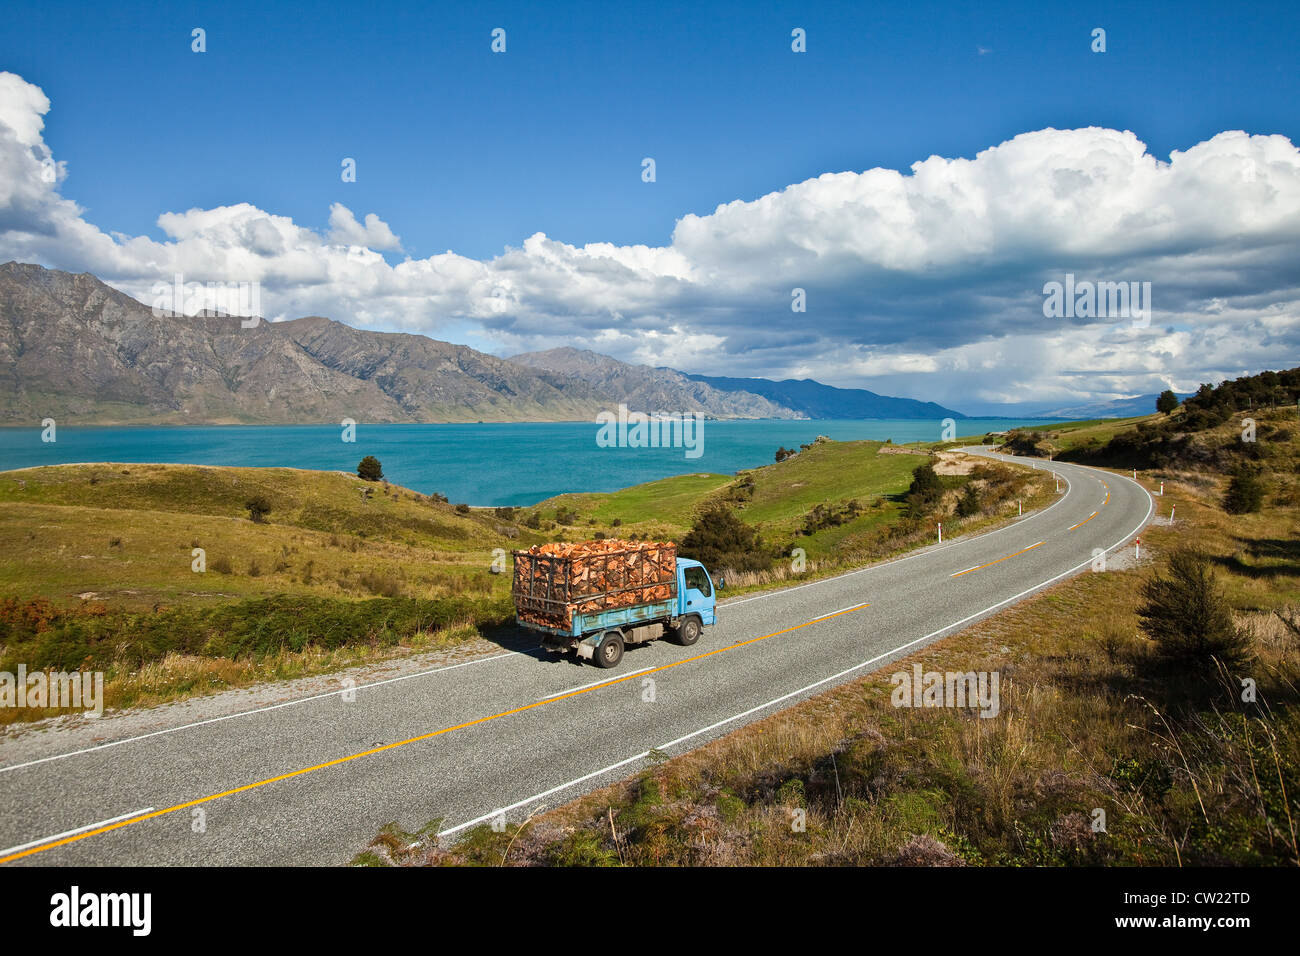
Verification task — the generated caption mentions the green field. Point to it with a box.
[534,439,930,559]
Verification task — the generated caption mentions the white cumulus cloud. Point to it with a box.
[1,70,1297,408]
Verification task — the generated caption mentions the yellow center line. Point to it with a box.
[1,601,871,864]
[950,540,1044,578]
[1103,492,1110,506]
[1069,511,1099,531]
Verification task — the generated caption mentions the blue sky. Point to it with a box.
[1,0,1298,407]
[8,0,1296,259]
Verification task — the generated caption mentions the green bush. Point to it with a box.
[357,456,384,482]
[904,462,944,516]
[955,483,981,518]
[680,504,773,572]
[1223,467,1265,514]
[245,495,272,523]
[1137,547,1253,672]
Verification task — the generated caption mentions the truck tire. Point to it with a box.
[673,616,702,646]
[595,631,624,668]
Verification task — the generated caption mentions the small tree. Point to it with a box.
[955,483,981,518]
[905,462,944,516]
[1137,547,1252,672]
[245,495,271,523]
[679,504,773,572]
[1156,390,1180,414]
[1223,467,1264,514]
[357,456,383,482]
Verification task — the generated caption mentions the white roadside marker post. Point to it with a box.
[1160,481,1164,496]
[1170,504,1176,526]
[938,522,943,544]
[1135,537,1141,561]
[1018,499,1022,516]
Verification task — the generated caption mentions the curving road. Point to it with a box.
[0,450,1152,865]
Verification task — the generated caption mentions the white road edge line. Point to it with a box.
[0,652,518,775]
[541,667,655,700]
[440,469,1153,838]
[0,807,154,857]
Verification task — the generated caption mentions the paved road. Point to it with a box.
[0,449,1152,865]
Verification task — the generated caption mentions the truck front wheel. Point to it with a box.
[673,616,702,646]
[595,631,624,668]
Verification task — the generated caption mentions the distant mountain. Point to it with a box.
[508,348,800,419]
[1038,393,1195,420]
[678,372,965,420]
[0,261,972,427]
[0,263,608,424]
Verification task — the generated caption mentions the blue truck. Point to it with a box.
[512,541,718,667]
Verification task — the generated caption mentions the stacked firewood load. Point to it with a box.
[513,539,677,630]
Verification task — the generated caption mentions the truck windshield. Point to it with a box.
[683,566,712,596]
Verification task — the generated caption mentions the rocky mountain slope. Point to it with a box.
[509,347,801,419]
[0,263,608,424]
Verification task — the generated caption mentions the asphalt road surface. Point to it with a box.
[0,449,1153,865]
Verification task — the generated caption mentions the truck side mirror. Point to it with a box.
[717,577,725,590]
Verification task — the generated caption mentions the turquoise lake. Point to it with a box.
[0,419,1061,506]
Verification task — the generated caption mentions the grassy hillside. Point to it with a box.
[533,439,1052,576]
[535,439,920,545]
[367,398,1300,867]
[0,463,523,608]
[992,415,1158,458]
[0,463,540,720]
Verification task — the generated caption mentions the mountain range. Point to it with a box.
[0,263,971,425]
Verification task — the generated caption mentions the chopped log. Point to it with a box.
[512,539,677,630]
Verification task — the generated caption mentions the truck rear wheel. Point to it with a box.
[595,631,624,668]
[673,616,702,646]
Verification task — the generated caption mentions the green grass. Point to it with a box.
[532,440,925,560]
[998,415,1161,456]
[0,463,536,719]
[537,472,733,528]
[0,464,536,611]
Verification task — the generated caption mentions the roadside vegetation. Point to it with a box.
[360,369,1300,867]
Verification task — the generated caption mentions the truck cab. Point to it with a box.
[676,558,716,626]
